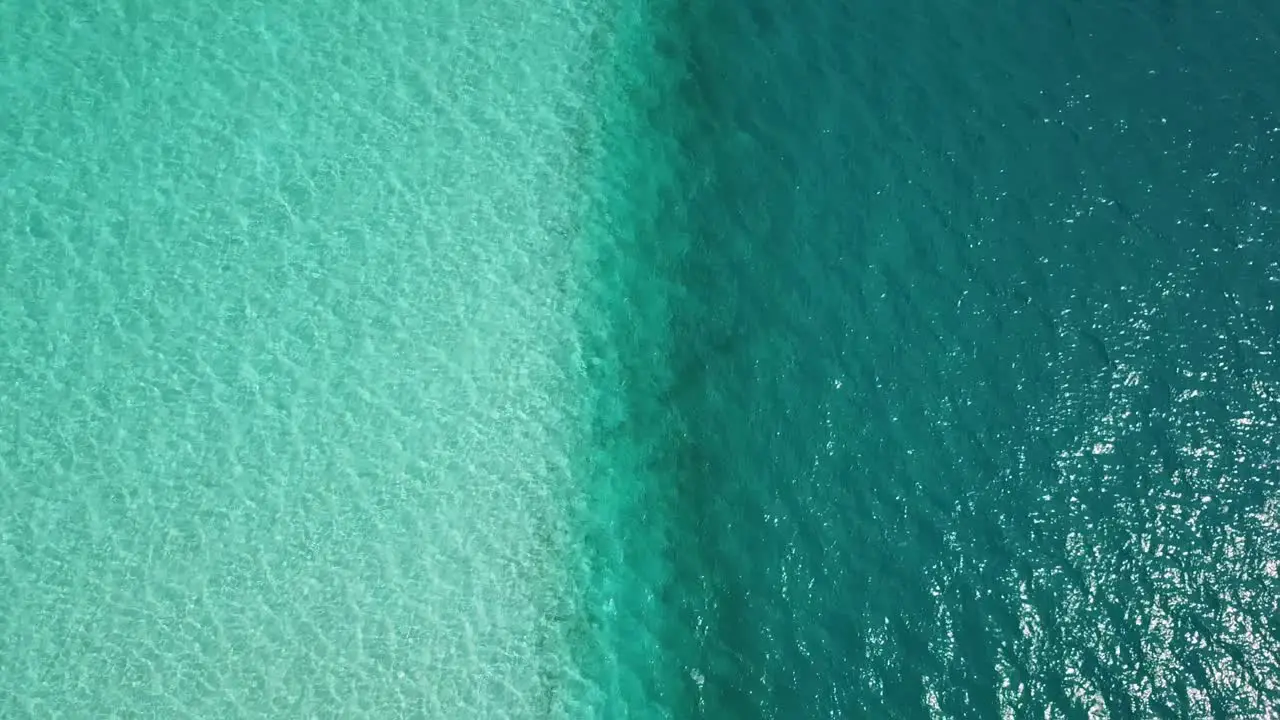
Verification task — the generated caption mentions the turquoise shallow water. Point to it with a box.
[0,1,684,716]
[4,0,1280,718]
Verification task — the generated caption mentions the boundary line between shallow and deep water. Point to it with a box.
[552,0,715,717]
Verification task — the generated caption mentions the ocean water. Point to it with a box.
[3,1,1279,719]
[0,0,680,716]
[670,1,1280,718]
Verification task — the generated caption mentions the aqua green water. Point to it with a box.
[0,1,684,716]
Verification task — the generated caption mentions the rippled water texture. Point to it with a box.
[670,1,1280,718]
[5,0,1280,718]
[0,1,687,716]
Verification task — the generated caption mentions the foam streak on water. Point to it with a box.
[0,1,623,716]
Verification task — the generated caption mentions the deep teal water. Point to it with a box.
[669,1,1280,718]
